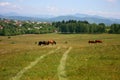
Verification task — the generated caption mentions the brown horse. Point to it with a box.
[88,40,103,44]
[88,40,96,43]
[95,40,102,43]
[48,40,56,45]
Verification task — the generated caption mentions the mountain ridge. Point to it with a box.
[0,13,120,25]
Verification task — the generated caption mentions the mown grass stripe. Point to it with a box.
[57,47,72,80]
[11,47,61,80]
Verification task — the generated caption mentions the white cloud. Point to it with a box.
[0,2,22,10]
[0,2,11,6]
[106,0,117,2]
[47,6,58,12]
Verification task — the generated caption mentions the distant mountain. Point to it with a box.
[0,15,47,22]
[0,13,120,25]
[33,14,55,19]
[1,12,20,16]
[49,15,80,21]
[48,15,120,25]
[74,13,94,18]
[74,13,105,19]
[0,15,5,18]
[8,16,47,22]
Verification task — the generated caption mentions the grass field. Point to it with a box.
[0,34,120,80]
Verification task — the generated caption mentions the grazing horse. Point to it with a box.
[88,40,96,43]
[95,40,102,43]
[38,41,49,46]
[88,40,103,44]
[48,40,56,45]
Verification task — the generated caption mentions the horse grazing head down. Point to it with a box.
[88,40,96,43]
[48,40,56,45]
[95,40,102,43]
[38,41,49,46]
[88,40,103,44]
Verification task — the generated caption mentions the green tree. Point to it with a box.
[109,24,120,34]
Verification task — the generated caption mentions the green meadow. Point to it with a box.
[0,34,120,80]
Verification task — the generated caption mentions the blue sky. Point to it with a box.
[0,0,120,19]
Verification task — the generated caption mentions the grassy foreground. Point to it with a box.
[0,34,120,80]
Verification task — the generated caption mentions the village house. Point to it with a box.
[0,25,3,29]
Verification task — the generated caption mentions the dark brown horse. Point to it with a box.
[38,41,49,46]
[88,40,96,43]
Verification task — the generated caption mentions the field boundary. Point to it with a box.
[57,47,72,80]
[11,47,61,80]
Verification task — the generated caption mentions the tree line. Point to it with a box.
[0,19,120,36]
[53,20,120,34]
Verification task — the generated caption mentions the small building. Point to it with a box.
[0,25,3,29]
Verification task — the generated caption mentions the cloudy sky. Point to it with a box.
[0,0,120,19]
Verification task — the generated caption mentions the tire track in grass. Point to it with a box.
[57,47,72,80]
[11,47,61,80]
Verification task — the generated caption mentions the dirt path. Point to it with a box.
[57,47,72,80]
[11,47,61,80]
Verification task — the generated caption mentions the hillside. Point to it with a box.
[0,13,120,25]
